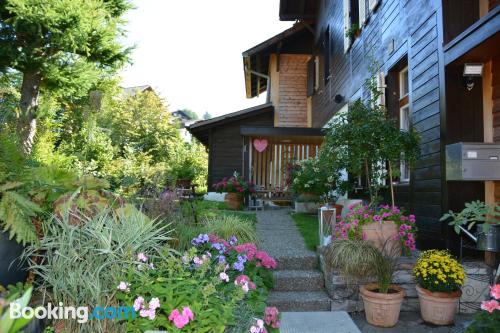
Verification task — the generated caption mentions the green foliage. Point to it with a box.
[289,157,337,197]
[440,200,500,234]
[465,307,500,333]
[0,285,38,333]
[321,65,420,205]
[0,0,131,88]
[169,140,208,185]
[117,249,245,333]
[291,213,319,251]
[24,208,173,333]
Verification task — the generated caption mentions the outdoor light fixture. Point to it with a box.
[463,63,483,91]
[334,94,344,103]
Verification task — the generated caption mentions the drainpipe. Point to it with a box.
[245,66,271,103]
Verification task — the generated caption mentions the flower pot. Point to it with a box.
[360,283,405,327]
[361,221,401,255]
[0,231,29,287]
[225,192,243,210]
[416,285,461,325]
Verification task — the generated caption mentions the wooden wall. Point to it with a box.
[270,54,310,127]
[207,112,274,191]
[493,59,500,202]
[312,0,446,247]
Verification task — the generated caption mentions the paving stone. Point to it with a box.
[273,270,324,291]
[280,311,361,333]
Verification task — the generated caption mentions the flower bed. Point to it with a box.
[333,204,417,255]
[116,235,279,332]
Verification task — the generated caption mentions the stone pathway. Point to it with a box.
[257,208,331,311]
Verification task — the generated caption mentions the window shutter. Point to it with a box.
[377,71,386,106]
[359,0,367,25]
[369,0,380,12]
[307,57,315,97]
[343,0,351,53]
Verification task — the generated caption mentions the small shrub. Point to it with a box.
[24,208,173,333]
[203,215,257,244]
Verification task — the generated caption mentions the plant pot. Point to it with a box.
[295,201,320,214]
[359,283,404,327]
[0,231,29,287]
[225,192,243,210]
[416,285,461,325]
[361,221,401,255]
[476,224,500,252]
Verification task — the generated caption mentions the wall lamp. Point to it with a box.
[463,63,483,91]
[334,94,344,103]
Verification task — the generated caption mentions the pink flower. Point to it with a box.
[265,306,280,328]
[140,308,156,320]
[133,296,144,311]
[219,272,229,282]
[117,281,130,292]
[490,284,500,300]
[183,306,194,320]
[149,297,160,310]
[137,253,148,262]
[481,299,500,313]
[169,309,189,328]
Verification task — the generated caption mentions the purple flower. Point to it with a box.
[229,236,238,246]
[233,255,247,272]
[218,255,226,264]
[212,242,226,254]
[191,234,209,246]
[373,215,382,222]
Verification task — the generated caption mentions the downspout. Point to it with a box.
[245,66,271,103]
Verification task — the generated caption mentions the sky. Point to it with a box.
[120,0,292,118]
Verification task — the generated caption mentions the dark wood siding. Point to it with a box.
[312,0,446,246]
[208,113,274,190]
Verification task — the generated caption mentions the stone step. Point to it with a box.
[267,291,332,312]
[273,270,325,291]
[275,255,318,271]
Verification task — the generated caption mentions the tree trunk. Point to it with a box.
[18,70,42,155]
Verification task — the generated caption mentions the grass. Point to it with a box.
[180,199,257,224]
[291,213,319,251]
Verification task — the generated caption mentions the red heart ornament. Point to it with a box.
[253,139,268,152]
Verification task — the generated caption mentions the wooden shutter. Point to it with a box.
[359,0,367,25]
[343,0,351,53]
[369,0,380,12]
[307,57,315,97]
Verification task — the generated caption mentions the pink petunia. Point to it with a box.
[490,284,500,300]
[182,306,194,320]
[481,299,500,313]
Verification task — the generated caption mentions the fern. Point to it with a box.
[0,184,42,245]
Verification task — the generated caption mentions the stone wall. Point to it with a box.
[319,251,493,313]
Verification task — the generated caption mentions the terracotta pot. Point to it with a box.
[362,221,401,255]
[416,285,461,325]
[360,283,405,327]
[225,192,243,210]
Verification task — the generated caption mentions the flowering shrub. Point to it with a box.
[413,250,465,293]
[288,157,334,196]
[213,172,255,195]
[466,284,500,332]
[116,235,278,332]
[333,204,417,254]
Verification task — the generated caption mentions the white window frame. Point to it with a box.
[399,66,409,98]
[399,103,411,183]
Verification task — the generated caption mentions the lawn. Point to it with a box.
[181,199,257,224]
[291,213,319,251]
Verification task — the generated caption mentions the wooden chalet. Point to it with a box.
[188,23,324,194]
[278,0,499,255]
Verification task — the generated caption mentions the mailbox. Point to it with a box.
[446,142,500,181]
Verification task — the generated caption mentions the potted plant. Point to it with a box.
[213,172,254,210]
[413,250,466,325]
[441,200,500,252]
[288,157,336,213]
[345,23,361,39]
[325,239,404,327]
[333,203,417,255]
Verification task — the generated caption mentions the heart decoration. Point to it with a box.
[253,138,268,153]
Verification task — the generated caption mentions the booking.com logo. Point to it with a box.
[9,302,136,323]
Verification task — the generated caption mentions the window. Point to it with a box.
[399,67,409,97]
[399,66,410,182]
[307,57,316,96]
